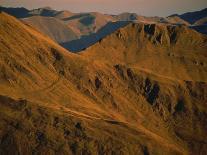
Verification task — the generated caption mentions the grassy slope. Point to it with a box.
[0,12,207,155]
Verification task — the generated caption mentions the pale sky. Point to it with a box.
[0,0,207,16]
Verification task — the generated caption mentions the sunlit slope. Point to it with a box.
[81,23,207,82]
[22,16,79,43]
[0,12,207,154]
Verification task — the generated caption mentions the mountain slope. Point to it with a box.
[0,12,184,155]
[81,23,207,81]
[22,16,79,43]
[194,17,207,25]
[0,6,29,18]
[174,8,207,24]
[63,12,115,36]
[0,12,207,155]
[80,22,207,154]
[28,7,58,17]
[54,10,74,19]
[61,21,130,51]
[166,16,190,25]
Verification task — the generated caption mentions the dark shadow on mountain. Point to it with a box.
[0,6,59,18]
[190,24,207,35]
[30,8,58,17]
[60,21,131,52]
[169,8,207,24]
[79,16,95,26]
[0,6,29,18]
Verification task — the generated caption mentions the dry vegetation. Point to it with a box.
[0,12,207,155]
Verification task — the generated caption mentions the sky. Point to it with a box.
[0,0,207,16]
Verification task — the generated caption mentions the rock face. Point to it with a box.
[0,12,207,155]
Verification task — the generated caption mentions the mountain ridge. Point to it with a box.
[0,11,207,155]
[1,6,207,52]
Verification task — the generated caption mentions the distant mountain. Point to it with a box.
[194,17,207,25]
[22,16,79,43]
[114,12,138,21]
[190,24,207,34]
[1,5,206,53]
[0,6,29,18]
[114,12,190,25]
[63,12,115,36]
[0,6,73,19]
[61,21,130,51]
[169,8,207,24]
[54,10,74,19]
[166,16,190,25]
[28,7,58,17]
[0,6,115,40]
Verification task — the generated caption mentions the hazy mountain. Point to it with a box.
[0,6,29,18]
[1,5,207,50]
[0,12,207,155]
[63,12,115,36]
[166,15,190,25]
[0,6,116,43]
[190,24,207,34]
[170,8,207,24]
[54,10,74,19]
[191,16,207,34]
[61,21,130,51]
[22,16,79,43]
[28,7,59,17]
[194,16,207,25]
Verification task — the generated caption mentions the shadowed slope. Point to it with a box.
[194,17,207,25]
[171,8,207,24]
[61,21,130,51]
[0,6,29,18]
[166,16,190,25]
[190,24,207,35]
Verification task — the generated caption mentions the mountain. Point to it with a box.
[54,10,74,19]
[0,6,74,19]
[1,12,207,155]
[22,16,79,43]
[80,23,207,153]
[60,21,130,51]
[0,6,29,18]
[190,24,207,34]
[166,16,190,25]
[28,7,59,17]
[167,8,207,36]
[63,12,115,36]
[114,12,138,21]
[81,23,207,81]
[194,17,207,25]
[190,16,207,34]
[171,8,207,24]
[0,6,116,42]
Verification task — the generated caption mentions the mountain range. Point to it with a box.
[1,6,207,52]
[0,6,207,155]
